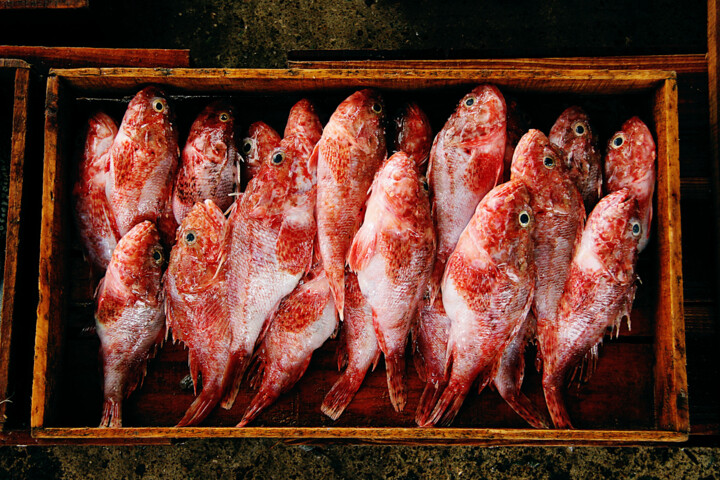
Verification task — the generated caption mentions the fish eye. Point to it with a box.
[572,121,587,136]
[631,221,641,237]
[421,177,429,191]
[152,248,164,264]
[543,156,556,169]
[219,112,230,122]
[184,230,197,245]
[611,133,625,149]
[371,103,382,114]
[271,151,285,165]
[518,210,531,228]
[152,99,166,113]
[242,138,254,154]
[464,96,476,107]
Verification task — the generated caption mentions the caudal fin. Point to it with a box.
[237,387,279,427]
[415,381,445,427]
[99,397,122,428]
[427,377,470,426]
[220,353,250,409]
[497,388,551,429]
[321,367,367,421]
[384,353,407,412]
[542,372,574,429]
[176,380,222,427]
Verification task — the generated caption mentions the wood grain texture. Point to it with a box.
[0,0,87,9]
[0,47,190,68]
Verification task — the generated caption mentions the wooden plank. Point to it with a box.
[708,0,720,338]
[652,78,689,434]
[0,67,29,428]
[0,0,87,9]
[0,47,190,69]
[286,55,708,74]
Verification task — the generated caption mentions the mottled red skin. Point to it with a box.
[73,111,120,272]
[95,221,165,428]
[222,99,322,409]
[107,86,180,237]
[347,151,436,412]
[239,270,337,427]
[392,102,433,171]
[315,89,387,319]
[549,106,602,212]
[164,200,230,426]
[240,121,281,189]
[321,271,379,420]
[603,116,656,252]
[423,180,535,427]
[172,101,238,225]
[503,97,531,182]
[542,189,641,428]
[427,84,507,300]
[510,130,585,372]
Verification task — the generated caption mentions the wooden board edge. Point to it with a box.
[652,78,689,434]
[0,47,190,68]
[0,67,30,428]
[0,0,88,9]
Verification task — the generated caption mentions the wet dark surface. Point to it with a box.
[0,0,718,477]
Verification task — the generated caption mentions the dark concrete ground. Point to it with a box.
[0,0,718,478]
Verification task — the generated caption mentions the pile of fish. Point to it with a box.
[74,83,655,429]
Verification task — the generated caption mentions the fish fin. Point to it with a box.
[308,143,319,174]
[498,387,551,429]
[542,371,574,429]
[346,224,377,273]
[384,352,407,412]
[427,376,470,427]
[237,385,278,427]
[412,330,428,383]
[247,349,266,391]
[371,349,382,372]
[219,352,249,409]
[99,397,122,428]
[321,366,368,421]
[328,271,346,322]
[188,350,200,396]
[176,376,223,427]
[415,381,445,427]
[336,325,349,371]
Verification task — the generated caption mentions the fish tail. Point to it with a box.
[328,270,346,321]
[427,376,470,427]
[384,352,407,412]
[99,397,122,428]
[542,371,574,429]
[220,353,249,410]
[496,387,551,429]
[321,367,367,421]
[176,380,222,427]
[237,386,278,427]
[415,381,445,427]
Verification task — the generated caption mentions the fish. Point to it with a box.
[240,121,281,189]
[315,89,387,319]
[510,130,585,374]
[95,221,165,427]
[221,99,322,408]
[426,180,535,426]
[73,111,120,272]
[164,200,230,427]
[347,151,435,412]
[427,84,506,300]
[106,86,180,237]
[238,269,337,427]
[603,117,656,252]
[172,101,238,225]
[542,188,642,428]
[503,97,531,182]
[391,102,433,170]
[321,270,379,420]
[549,106,602,212]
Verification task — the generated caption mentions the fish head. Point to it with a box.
[332,89,386,154]
[284,99,324,193]
[189,100,237,163]
[110,221,165,298]
[374,151,429,225]
[548,106,598,173]
[122,86,175,132]
[447,84,506,148]
[241,121,282,183]
[168,200,227,293]
[604,116,657,191]
[392,101,432,168]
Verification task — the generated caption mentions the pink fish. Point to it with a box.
[392,102,433,170]
[73,111,120,272]
[542,188,642,428]
[172,101,238,225]
[107,86,180,237]
[238,269,337,427]
[426,180,535,426]
[240,121,281,188]
[347,151,435,412]
[95,221,165,427]
[315,89,387,319]
[321,271,379,420]
[222,99,322,408]
[427,84,506,300]
[603,117,656,252]
[549,106,602,212]
[164,200,230,426]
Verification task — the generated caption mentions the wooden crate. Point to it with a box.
[31,67,686,445]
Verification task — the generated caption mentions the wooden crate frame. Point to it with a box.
[31,67,686,445]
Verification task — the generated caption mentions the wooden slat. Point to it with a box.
[0,0,87,9]
[0,47,190,69]
[653,78,689,434]
[708,0,720,335]
[286,55,708,74]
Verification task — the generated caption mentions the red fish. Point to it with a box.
[240,121,281,188]
[321,271,379,420]
[511,130,585,373]
[315,89,387,319]
[426,180,535,426]
[392,102,433,170]
[427,84,506,300]
[95,221,165,427]
[347,151,435,412]
[549,106,602,212]
[222,99,322,408]
[542,188,642,428]
[172,101,238,225]
[603,117,656,252]
[238,269,337,427]
[164,200,229,426]
[107,86,180,237]
[73,111,120,272]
